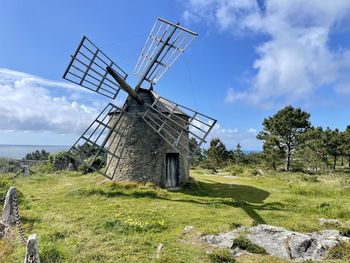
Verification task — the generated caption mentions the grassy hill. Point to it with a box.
[1,167,350,262]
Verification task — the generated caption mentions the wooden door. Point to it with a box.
[165,153,179,187]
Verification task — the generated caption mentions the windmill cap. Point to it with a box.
[109,88,190,118]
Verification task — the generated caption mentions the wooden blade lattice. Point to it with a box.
[142,92,216,157]
[68,103,133,180]
[63,36,128,99]
[134,17,197,85]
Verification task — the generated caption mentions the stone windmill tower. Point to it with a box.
[62,18,216,187]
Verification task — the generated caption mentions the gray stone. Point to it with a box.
[22,165,29,176]
[201,230,243,248]
[2,187,16,226]
[24,234,40,263]
[247,225,291,258]
[156,243,164,259]
[319,218,342,227]
[184,226,194,231]
[202,224,350,261]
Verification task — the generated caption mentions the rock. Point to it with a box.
[24,234,40,263]
[2,187,16,226]
[200,229,243,248]
[184,226,194,231]
[156,243,164,259]
[319,218,342,227]
[257,169,265,176]
[201,224,350,261]
[247,225,291,258]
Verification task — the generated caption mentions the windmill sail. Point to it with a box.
[63,36,128,99]
[142,92,216,157]
[68,103,133,180]
[134,17,197,86]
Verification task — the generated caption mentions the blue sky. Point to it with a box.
[1,0,350,150]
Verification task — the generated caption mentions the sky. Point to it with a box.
[1,0,350,150]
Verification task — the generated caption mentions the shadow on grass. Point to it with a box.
[174,180,272,224]
[69,180,279,224]
[181,180,269,204]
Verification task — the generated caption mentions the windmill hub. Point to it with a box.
[62,17,216,188]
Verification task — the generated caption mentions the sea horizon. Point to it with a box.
[0,144,71,159]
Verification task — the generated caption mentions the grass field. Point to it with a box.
[1,167,350,262]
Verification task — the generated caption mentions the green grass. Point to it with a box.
[231,236,266,254]
[0,168,350,262]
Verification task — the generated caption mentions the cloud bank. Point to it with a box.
[183,0,350,107]
[0,68,101,134]
[205,123,261,150]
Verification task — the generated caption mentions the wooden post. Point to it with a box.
[24,234,40,263]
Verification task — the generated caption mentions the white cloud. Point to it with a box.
[205,123,261,150]
[247,128,257,133]
[183,0,350,107]
[0,68,102,134]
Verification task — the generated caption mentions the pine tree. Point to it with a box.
[257,106,310,171]
[206,138,229,169]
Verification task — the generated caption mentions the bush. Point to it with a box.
[101,218,167,233]
[0,177,10,202]
[84,155,106,173]
[0,158,21,173]
[208,248,236,263]
[24,149,49,160]
[40,243,66,262]
[327,241,350,260]
[231,236,266,254]
[183,176,199,190]
[49,151,76,171]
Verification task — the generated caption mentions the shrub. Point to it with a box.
[208,248,236,263]
[327,241,350,260]
[40,243,66,262]
[84,155,106,173]
[229,223,242,229]
[101,218,167,233]
[0,177,10,202]
[231,236,266,254]
[24,149,49,160]
[183,176,199,190]
[0,158,21,173]
[49,151,76,171]
[302,174,319,183]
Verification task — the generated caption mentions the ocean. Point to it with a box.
[0,145,70,159]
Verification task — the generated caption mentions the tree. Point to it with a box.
[342,125,350,168]
[257,106,311,171]
[24,149,50,160]
[325,128,343,171]
[189,137,204,167]
[206,138,229,169]
[262,136,285,170]
[297,126,328,172]
[232,143,244,164]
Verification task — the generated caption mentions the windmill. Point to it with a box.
[62,18,216,187]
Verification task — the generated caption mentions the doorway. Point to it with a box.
[165,153,180,187]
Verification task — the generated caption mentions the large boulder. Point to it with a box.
[201,224,350,261]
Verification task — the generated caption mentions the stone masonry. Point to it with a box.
[106,89,189,187]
